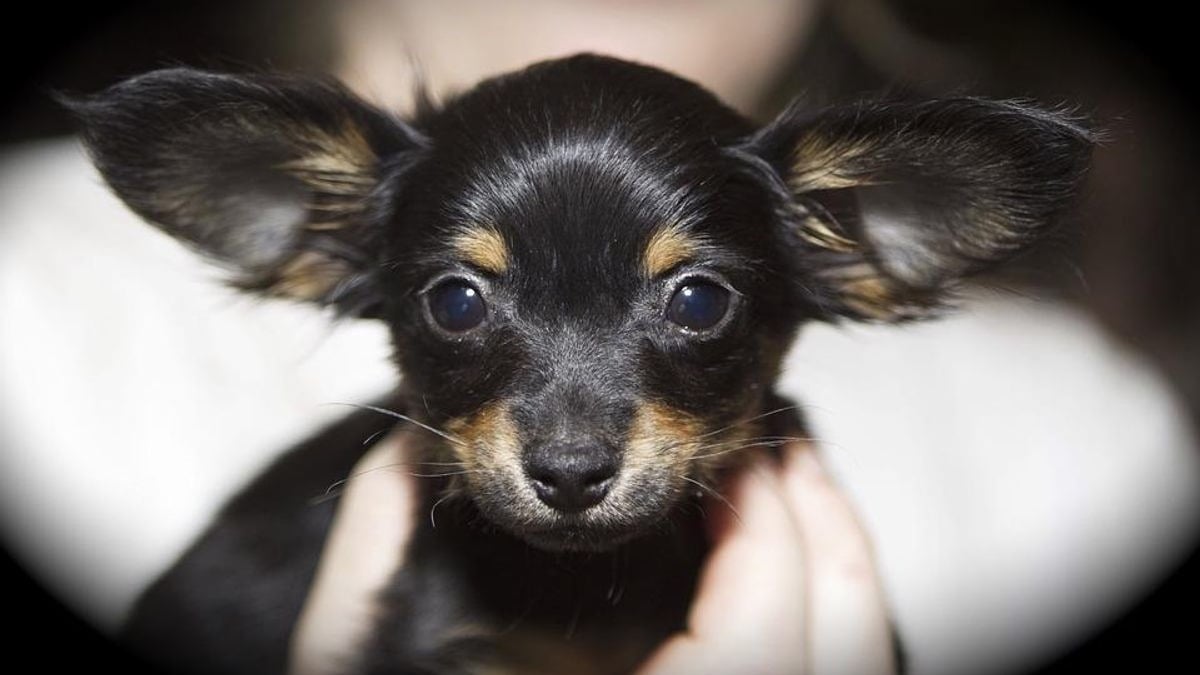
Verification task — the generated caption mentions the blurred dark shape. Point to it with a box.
[3,549,158,673]
[0,0,333,143]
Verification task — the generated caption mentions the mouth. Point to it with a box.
[518,518,649,552]
[468,475,679,553]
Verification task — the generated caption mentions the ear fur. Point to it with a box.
[66,68,428,314]
[740,98,1094,321]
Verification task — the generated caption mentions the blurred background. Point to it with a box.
[1,1,1196,673]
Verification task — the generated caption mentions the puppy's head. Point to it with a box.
[71,55,1091,551]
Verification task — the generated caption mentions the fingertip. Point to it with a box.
[783,442,826,481]
[355,427,417,472]
[726,451,794,535]
[782,446,897,675]
[289,427,424,675]
[781,444,850,515]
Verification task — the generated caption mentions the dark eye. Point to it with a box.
[428,280,487,332]
[667,280,730,331]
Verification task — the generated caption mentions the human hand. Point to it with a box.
[637,447,898,675]
[288,432,897,675]
[288,429,421,675]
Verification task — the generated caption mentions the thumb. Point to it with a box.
[639,453,807,674]
[288,428,421,675]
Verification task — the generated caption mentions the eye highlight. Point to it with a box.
[428,279,487,332]
[666,280,730,332]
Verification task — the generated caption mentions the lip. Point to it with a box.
[471,474,681,552]
[518,519,646,552]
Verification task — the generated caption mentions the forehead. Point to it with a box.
[443,139,710,276]
[400,56,761,287]
[448,218,709,282]
[430,144,769,314]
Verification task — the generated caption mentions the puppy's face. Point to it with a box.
[380,67,789,549]
[73,55,1091,550]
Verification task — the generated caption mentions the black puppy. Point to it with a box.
[70,54,1090,674]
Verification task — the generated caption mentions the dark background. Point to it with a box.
[1,2,1195,673]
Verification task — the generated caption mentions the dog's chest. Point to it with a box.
[366,497,707,674]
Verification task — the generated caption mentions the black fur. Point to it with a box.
[69,54,1092,674]
[123,405,394,674]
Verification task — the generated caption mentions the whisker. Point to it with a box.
[405,469,478,478]
[380,459,471,468]
[689,434,814,454]
[689,439,800,462]
[686,433,848,463]
[429,492,455,529]
[343,462,476,479]
[681,475,742,525]
[326,402,466,447]
[693,404,803,441]
[309,487,346,506]
[410,461,471,467]
[360,427,390,447]
[308,462,476,505]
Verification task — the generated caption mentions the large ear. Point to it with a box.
[738,98,1093,321]
[66,68,428,315]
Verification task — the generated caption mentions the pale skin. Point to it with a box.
[288,430,898,675]
[336,0,817,116]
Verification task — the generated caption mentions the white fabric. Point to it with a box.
[0,139,395,629]
[1,139,1196,674]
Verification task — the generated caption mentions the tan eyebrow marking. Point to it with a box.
[451,225,510,274]
[643,223,702,277]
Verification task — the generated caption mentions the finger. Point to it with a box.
[288,428,421,675]
[783,445,896,675]
[640,453,807,674]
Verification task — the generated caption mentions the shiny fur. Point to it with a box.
[69,54,1091,674]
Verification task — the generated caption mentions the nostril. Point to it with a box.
[529,476,559,504]
[580,464,617,489]
[527,466,556,489]
[525,443,619,512]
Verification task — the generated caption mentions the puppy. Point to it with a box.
[69,54,1091,674]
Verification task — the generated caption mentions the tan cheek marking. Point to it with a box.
[627,399,780,485]
[625,401,706,475]
[643,224,701,277]
[444,401,520,477]
[451,226,510,275]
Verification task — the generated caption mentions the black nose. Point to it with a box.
[524,442,619,512]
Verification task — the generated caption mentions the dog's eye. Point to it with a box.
[429,280,487,332]
[667,280,730,331]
